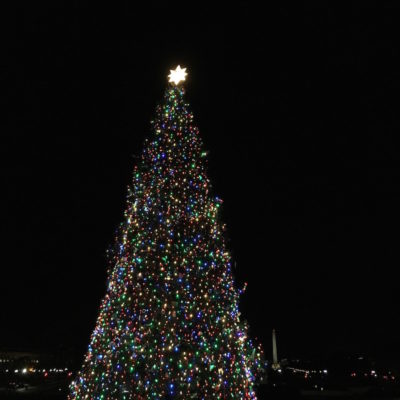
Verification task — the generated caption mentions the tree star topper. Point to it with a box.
[168,65,187,85]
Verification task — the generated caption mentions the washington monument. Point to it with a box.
[271,329,281,370]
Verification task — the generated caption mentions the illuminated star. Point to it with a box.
[168,65,187,85]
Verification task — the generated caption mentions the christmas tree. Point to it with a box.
[69,66,264,399]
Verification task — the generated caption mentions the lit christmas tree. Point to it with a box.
[69,66,264,399]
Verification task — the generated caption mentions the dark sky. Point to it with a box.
[1,2,400,366]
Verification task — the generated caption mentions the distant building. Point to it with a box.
[0,350,58,371]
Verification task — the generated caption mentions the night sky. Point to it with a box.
[1,3,400,366]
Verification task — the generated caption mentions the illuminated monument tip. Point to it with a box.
[168,65,187,85]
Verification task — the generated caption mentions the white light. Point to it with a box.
[22,368,27,374]
[168,65,187,85]
[14,369,18,373]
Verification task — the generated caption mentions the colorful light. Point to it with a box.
[68,69,264,399]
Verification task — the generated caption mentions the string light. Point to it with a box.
[68,70,264,399]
